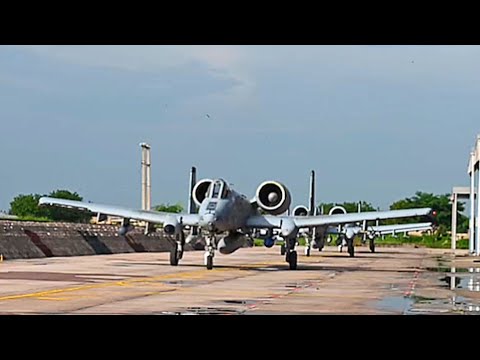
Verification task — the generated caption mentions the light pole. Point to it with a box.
[140,143,151,211]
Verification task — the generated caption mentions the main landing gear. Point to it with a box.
[346,238,355,257]
[369,239,375,253]
[304,237,311,257]
[337,235,345,252]
[170,232,185,266]
[337,235,355,257]
[204,235,216,270]
[285,238,298,270]
[169,231,219,269]
[312,236,325,252]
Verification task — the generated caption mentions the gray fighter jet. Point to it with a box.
[329,221,433,253]
[39,176,433,270]
[291,171,435,256]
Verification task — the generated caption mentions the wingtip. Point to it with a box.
[38,197,50,205]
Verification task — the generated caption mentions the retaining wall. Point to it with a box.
[0,221,179,260]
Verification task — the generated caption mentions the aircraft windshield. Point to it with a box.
[211,181,223,199]
[221,186,230,199]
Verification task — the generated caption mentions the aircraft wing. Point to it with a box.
[246,208,433,229]
[38,197,201,226]
[294,208,433,228]
[326,222,433,235]
[365,222,433,235]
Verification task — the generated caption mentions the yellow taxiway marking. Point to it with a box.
[36,297,73,301]
[0,260,281,302]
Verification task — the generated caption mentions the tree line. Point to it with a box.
[9,190,92,223]
[7,190,467,233]
[318,192,468,233]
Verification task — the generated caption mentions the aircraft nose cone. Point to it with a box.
[201,214,216,230]
[203,214,215,223]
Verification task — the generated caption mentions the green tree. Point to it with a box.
[388,191,466,231]
[10,194,49,218]
[10,190,91,223]
[154,203,183,213]
[458,216,469,233]
[45,190,92,223]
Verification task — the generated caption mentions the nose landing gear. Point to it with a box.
[285,238,298,270]
[204,235,216,270]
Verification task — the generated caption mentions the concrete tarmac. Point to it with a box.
[0,246,478,314]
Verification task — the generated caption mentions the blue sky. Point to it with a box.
[0,45,478,212]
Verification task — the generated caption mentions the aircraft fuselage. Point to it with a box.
[197,179,253,234]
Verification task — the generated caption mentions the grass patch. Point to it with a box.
[255,234,467,250]
[376,235,468,249]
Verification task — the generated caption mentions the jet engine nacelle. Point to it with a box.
[256,181,291,215]
[192,179,213,206]
[293,205,308,216]
[329,206,347,216]
[217,232,248,254]
[163,216,180,235]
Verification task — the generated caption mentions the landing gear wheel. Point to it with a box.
[317,238,325,252]
[206,255,213,270]
[369,240,375,253]
[170,248,180,266]
[288,251,297,270]
[347,242,355,257]
[204,236,215,270]
[337,236,344,252]
[280,244,286,256]
[316,241,324,252]
[305,246,311,257]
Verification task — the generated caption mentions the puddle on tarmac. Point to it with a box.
[408,292,480,314]
[441,275,480,292]
[459,277,480,291]
[375,296,414,314]
[223,299,257,305]
[159,307,244,315]
[375,294,480,314]
[439,267,480,292]
[375,266,480,314]
[412,296,480,314]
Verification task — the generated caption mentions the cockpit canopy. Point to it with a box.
[207,179,230,199]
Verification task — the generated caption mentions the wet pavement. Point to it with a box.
[0,246,478,314]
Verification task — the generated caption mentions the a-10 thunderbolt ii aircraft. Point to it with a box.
[287,170,435,257]
[39,175,434,270]
[329,221,434,254]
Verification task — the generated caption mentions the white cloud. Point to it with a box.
[12,45,256,104]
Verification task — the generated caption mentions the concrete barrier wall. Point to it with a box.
[0,221,178,260]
